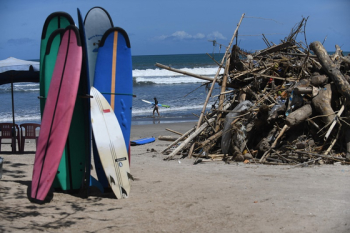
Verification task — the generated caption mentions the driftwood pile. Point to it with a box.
[160,14,350,166]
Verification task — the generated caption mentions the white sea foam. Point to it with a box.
[14,83,39,91]
[133,67,223,84]
[0,114,41,123]
[14,83,39,87]
[133,67,220,77]
[135,76,207,84]
[0,83,39,92]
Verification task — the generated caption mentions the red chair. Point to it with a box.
[20,123,41,152]
[0,123,21,152]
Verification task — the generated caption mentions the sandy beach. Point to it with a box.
[0,121,350,233]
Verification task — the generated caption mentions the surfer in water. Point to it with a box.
[153,97,160,116]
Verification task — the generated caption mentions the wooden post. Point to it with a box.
[215,57,230,132]
[196,13,245,129]
[166,128,183,136]
[188,14,245,158]
[155,63,216,83]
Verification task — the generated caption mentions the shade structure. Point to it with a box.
[0,57,39,84]
[0,57,39,152]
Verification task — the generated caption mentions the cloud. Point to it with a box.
[7,38,36,46]
[207,31,227,40]
[155,31,227,42]
[155,31,206,41]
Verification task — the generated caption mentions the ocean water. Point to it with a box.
[0,53,225,125]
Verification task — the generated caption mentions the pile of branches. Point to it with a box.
[161,15,350,166]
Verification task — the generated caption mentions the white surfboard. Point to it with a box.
[141,99,152,104]
[141,99,170,108]
[84,7,114,86]
[90,87,131,199]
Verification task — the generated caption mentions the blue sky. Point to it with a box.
[1,0,349,60]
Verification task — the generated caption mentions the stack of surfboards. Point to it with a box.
[31,7,132,203]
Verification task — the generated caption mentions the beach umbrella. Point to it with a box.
[0,57,39,150]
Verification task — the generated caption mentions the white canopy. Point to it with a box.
[0,57,40,128]
[0,57,39,85]
[0,57,39,73]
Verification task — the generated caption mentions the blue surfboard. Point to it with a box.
[77,8,94,196]
[131,137,155,146]
[93,27,133,156]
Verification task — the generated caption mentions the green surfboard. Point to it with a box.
[40,12,88,192]
[40,12,74,113]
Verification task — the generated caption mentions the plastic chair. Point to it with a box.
[0,123,21,152]
[20,123,41,152]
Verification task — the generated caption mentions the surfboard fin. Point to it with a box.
[127,172,134,181]
[109,175,116,185]
[121,187,128,198]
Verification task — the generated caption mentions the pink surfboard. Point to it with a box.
[31,25,82,203]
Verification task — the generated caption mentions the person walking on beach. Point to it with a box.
[153,97,160,116]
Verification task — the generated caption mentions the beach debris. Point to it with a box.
[160,15,350,166]
[166,128,183,136]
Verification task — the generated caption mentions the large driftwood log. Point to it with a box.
[215,57,230,132]
[310,41,350,100]
[312,84,335,125]
[310,72,328,87]
[270,104,313,148]
[341,56,350,65]
[285,104,313,126]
